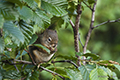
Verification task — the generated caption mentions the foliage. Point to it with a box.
[0,0,120,80]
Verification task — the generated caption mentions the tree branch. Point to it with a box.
[52,60,78,68]
[2,59,65,80]
[70,1,82,67]
[40,66,65,80]
[83,0,97,64]
[93,18,120,28]
[83,1,93,11]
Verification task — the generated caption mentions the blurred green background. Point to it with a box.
[40,0,120,79]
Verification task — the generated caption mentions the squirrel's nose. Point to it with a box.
[52,44,57,48]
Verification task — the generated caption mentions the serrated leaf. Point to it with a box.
[29,34,38,45]
[45,0,68,9]
[90,68,108,80]
[33,44,50,54]
[2,70,21,79]
[82,53,100,60]
[78,64,95,80]
[41,1,67,17]
[18,6,33,22]
[35,10,50,24]
[33,12,44,28]
[0,38,4,53]
[33,10,51,28]
[3,21,24,44]
[66,68,82,80]
[0,2,19,20]
[22,0,37,10]
[114,64,120,72]
[19,20,33,48]
[99,66,118,80]
[0,14,4,28]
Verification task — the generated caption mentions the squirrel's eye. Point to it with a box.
[48,37,52,42]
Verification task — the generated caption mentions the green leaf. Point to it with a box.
[88,0,95,4]
[114,64,120,72]
[22,0,37,10]
[30,70,39,80]
[3,21,24,44]
[99,66,118,80]
[0,14,4,28]
[41,1,68,17]
[90,68,108,80]
[52,77,57,80]
[33,10,50,28]
[29,34,38,45]
[78,64,95,80]
[0,72,2,80]
[18,6,33,22]
[0,2,19,20]
[33,12,44,28]
[34,0,41,8]
[2,70,21,79]
[48,67,67,75]
[33,44,50,54]
[0,38,5,53]
[5,0,23,8]
[82,53,100,60]
[57,55,77,61]
[44,0,68,9]
[19,20,33,48]
[112,72,118,80]
[66,68,82,80]
[75,52,83,56]
[35,10,50,24]
[51,16,64,28]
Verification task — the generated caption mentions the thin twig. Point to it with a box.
[93,18,120,28]
[40,66,65,80]
[14,59,33,64]
[11,61,19,72]
[24,49,36,65]
[83,0,97,64]
[78,33,84,48]
[83,1,93,11]
[69,20,75,28]
[52,60,78,68]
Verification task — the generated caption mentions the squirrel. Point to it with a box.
[29,29,58,64]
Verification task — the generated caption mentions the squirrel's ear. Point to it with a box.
[48,24,56,30]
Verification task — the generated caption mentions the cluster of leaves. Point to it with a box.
[0,0,120,80]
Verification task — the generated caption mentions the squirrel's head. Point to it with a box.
[37,29,58,52]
